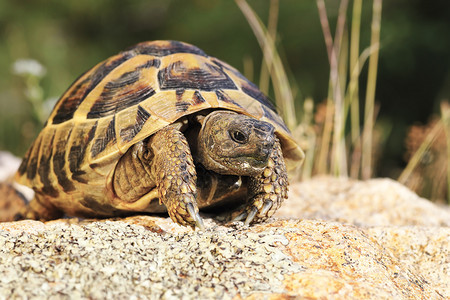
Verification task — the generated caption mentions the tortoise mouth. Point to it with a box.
[227,139,273,166]
[226,155,269,176]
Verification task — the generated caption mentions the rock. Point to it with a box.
[366,226,449,299]
[0,217,445,299]
[277,176,450,226]
[0,176,449,299]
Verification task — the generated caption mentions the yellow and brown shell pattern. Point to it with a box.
[16,40,303,214]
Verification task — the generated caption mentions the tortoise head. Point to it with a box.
[196,110,275,176]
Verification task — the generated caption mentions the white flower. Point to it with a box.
[12,59,47,77]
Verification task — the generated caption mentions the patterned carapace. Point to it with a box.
[15,40,304,220]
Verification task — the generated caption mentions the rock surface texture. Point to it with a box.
[0,176,449,299]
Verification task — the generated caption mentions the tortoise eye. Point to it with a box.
[230,130,248,144]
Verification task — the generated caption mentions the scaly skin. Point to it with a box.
[234,138,288,225]
[113,141,155,203]
[148,125,201,229]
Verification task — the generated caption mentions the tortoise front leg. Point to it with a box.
[148,124,204,230]
[234,138,288,225]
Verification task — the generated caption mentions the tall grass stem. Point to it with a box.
[348,0,362,178]
[361,0,382,179]
[259,0,279,95]
[316,0,349,176]
[349,0,362,143]
[441,101,450,204]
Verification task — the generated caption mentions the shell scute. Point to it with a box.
[68,122,97,184]
[119,105,151,143]
[215,89,264,119]
[135,58,161,70]
[53,147,75,193]
[51,52,135,125]
[139,90,212,124]
[25,135,41,181]
[215,90,244,109]
[37,133,59,197]
[131,40,207,57]
[240,80,277,112]
[87,83,155,119]
[85,56,159,119]
[157,57,237,91]
[91,116,116,159]
[51,76,91,125]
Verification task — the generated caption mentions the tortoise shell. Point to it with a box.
[16,40,303,215]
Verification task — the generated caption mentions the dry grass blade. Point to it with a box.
[347,44,380,177]
[316,0,349,176]
[348,0,362,178]
[235,0,297,131]
[295,98,316,179]
[361,0,382,179]
[315,0,333,175]
[349,0,362,143]
[441,101,450,203]
[259,0,279,95]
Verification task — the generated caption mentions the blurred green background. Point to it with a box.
[0,0,449,179]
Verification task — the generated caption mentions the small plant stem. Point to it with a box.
[362,0,382,179]
[333,1,349,176]
[315,0,333,174]
[317,98,334,174]
[259,0,279,95]
[300,98,316,180]
[348,0,362,178]
[316,0,349,176]
[349,0,362,142]
[441,101,450,204]
[316,0,333,61]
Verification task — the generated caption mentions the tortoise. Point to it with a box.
[15,40,304,229]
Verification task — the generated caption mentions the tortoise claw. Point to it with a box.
[187,203,205,231]
[260,200,273,216]
[244,206,259,226]
[232,211,248,222]
[232,200,274,226]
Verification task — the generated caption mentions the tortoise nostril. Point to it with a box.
[264,133,275,147]
[258,138,275,160]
